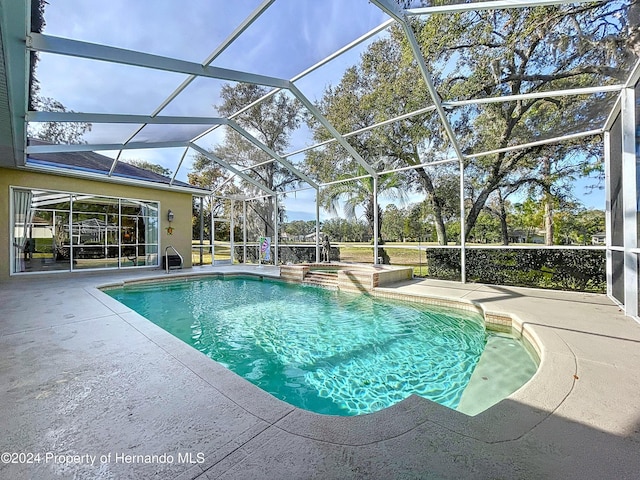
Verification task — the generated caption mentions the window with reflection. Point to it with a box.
[11,188,159,274]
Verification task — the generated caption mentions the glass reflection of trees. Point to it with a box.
[12,188,159,273]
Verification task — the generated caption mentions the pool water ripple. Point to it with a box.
[106,276,527,416]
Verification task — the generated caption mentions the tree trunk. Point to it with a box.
[465,187,493,242]
[497,190,509,245]
[263,197,274,238]
[542,156,554,246]
[404,149,449,245]
[433,212,448,245]
[414,168,448,245]
[544,201,553,245]
[365,198,374,239]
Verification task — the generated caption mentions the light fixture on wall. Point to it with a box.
[167,209,174,222]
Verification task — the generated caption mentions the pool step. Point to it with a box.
[303,271,338,288]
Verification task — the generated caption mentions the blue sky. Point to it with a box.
[33,0,605,221]
[34,0,393,221]
[37,0,387,117]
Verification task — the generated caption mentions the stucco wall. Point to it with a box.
[0,167,194,281]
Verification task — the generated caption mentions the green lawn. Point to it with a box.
[192,243,232,265]
[191,241,431,273]
[337,244,429,276]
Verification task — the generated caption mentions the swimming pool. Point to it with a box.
[106,275,536,416]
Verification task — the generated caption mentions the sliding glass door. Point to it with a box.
[11,187,159,274]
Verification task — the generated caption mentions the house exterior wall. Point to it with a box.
[0,167,194,280]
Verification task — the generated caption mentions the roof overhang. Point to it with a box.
[20,160,210,196]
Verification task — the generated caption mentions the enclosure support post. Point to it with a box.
[230,199,235,264]
[373,0,469,273]
[274,194,279,265]
[622,87,638,316]
[315,187,321,263]
[243,200,247,264]
[373,175,379,265]
[459,160,466,283]
[210,207,216,265]
[199,196,204,265]
[604,130,612,298]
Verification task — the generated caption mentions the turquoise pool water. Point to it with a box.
[106,276,531,416]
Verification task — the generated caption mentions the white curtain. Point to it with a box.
[13,189,34,273]
[143,203,158,264]
[136,202,158,265]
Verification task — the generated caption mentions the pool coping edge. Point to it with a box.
[91,270,575,446]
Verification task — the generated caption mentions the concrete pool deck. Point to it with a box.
[1,265,639,479]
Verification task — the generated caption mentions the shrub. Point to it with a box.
[426,248,605,292]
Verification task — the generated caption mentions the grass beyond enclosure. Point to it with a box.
[337,244,428,276]
[191,241,429,275]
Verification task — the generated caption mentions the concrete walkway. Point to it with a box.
[1,266,639,479]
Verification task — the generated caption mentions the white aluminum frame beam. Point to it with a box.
[466,129,603,159]
[274,194,279,265]
[603,58,640,132]
[27,111,317,188]
[292,19,394,83]
[170,148,190,186]
[373,175,380,265]
[284,105,438,158]
[624,57,640,89]
[27,33,291,90]
[379,157,459,175]
[288,84,377,177]
[321,173,372,188]
[27,111,229,125]
[189,142,275,196]
[407,0,598,16]
[191,121,318,189]
[227,120,318,188]
[287,128,602,194]
[283,84,617,159]
[621,87,638,317]
[203,0,275,67]
[443,84,623,108]
[114,0,276,177]
[207,18,396,131]
[27,140,188,154]
[211,174,242,195]
[604,128,613,298]
[371,0,466,163]
[604,96,622,133]
[372,0,468,280]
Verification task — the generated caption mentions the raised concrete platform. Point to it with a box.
[1,265,639,479]
[280,262,414,291]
